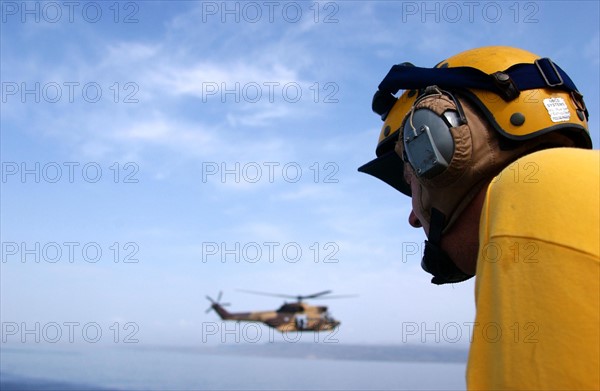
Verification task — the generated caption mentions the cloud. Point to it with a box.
[2,27,340,170]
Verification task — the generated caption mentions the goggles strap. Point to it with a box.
[375,59,585,118]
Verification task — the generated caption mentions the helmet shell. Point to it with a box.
[374,46,591,157]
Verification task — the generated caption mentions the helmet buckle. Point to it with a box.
[535,58,564,87]
[570,90,589,121]
[491,71,519,101]
[372,90,398,120]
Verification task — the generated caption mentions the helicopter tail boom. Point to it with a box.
[210,303,233,320]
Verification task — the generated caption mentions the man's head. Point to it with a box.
[359,46,591,284]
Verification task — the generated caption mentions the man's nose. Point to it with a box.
[408,210,422,228]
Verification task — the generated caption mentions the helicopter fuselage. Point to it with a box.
[209,302,340,332]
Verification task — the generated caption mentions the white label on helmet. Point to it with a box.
[543,97,570,122]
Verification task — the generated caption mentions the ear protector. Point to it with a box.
[401,86,466,181]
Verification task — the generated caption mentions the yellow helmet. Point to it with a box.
[359,46,591,196]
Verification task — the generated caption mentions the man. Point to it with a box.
[359,46,599,389]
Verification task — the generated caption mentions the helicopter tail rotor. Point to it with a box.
[205,291,230,314]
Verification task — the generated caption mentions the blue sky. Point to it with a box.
[1,1,599,347]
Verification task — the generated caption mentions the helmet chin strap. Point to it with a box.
[421,208,474,285]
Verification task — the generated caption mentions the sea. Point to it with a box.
[1,344,467,390]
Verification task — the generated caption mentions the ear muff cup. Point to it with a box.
[397,90,474,191]
[402,108,455,179]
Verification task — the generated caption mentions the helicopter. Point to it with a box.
[205,290,349,332]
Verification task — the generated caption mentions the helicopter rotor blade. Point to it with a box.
[237,289,353,301]
[205,292,228,314]
[236,289,299,299]
[301,290,333,299]
[309,294,359,299]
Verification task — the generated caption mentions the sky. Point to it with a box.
[1,1,599,349]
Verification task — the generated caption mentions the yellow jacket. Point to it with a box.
[467,148,600,390]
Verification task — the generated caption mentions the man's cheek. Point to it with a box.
[411,187,431,236]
